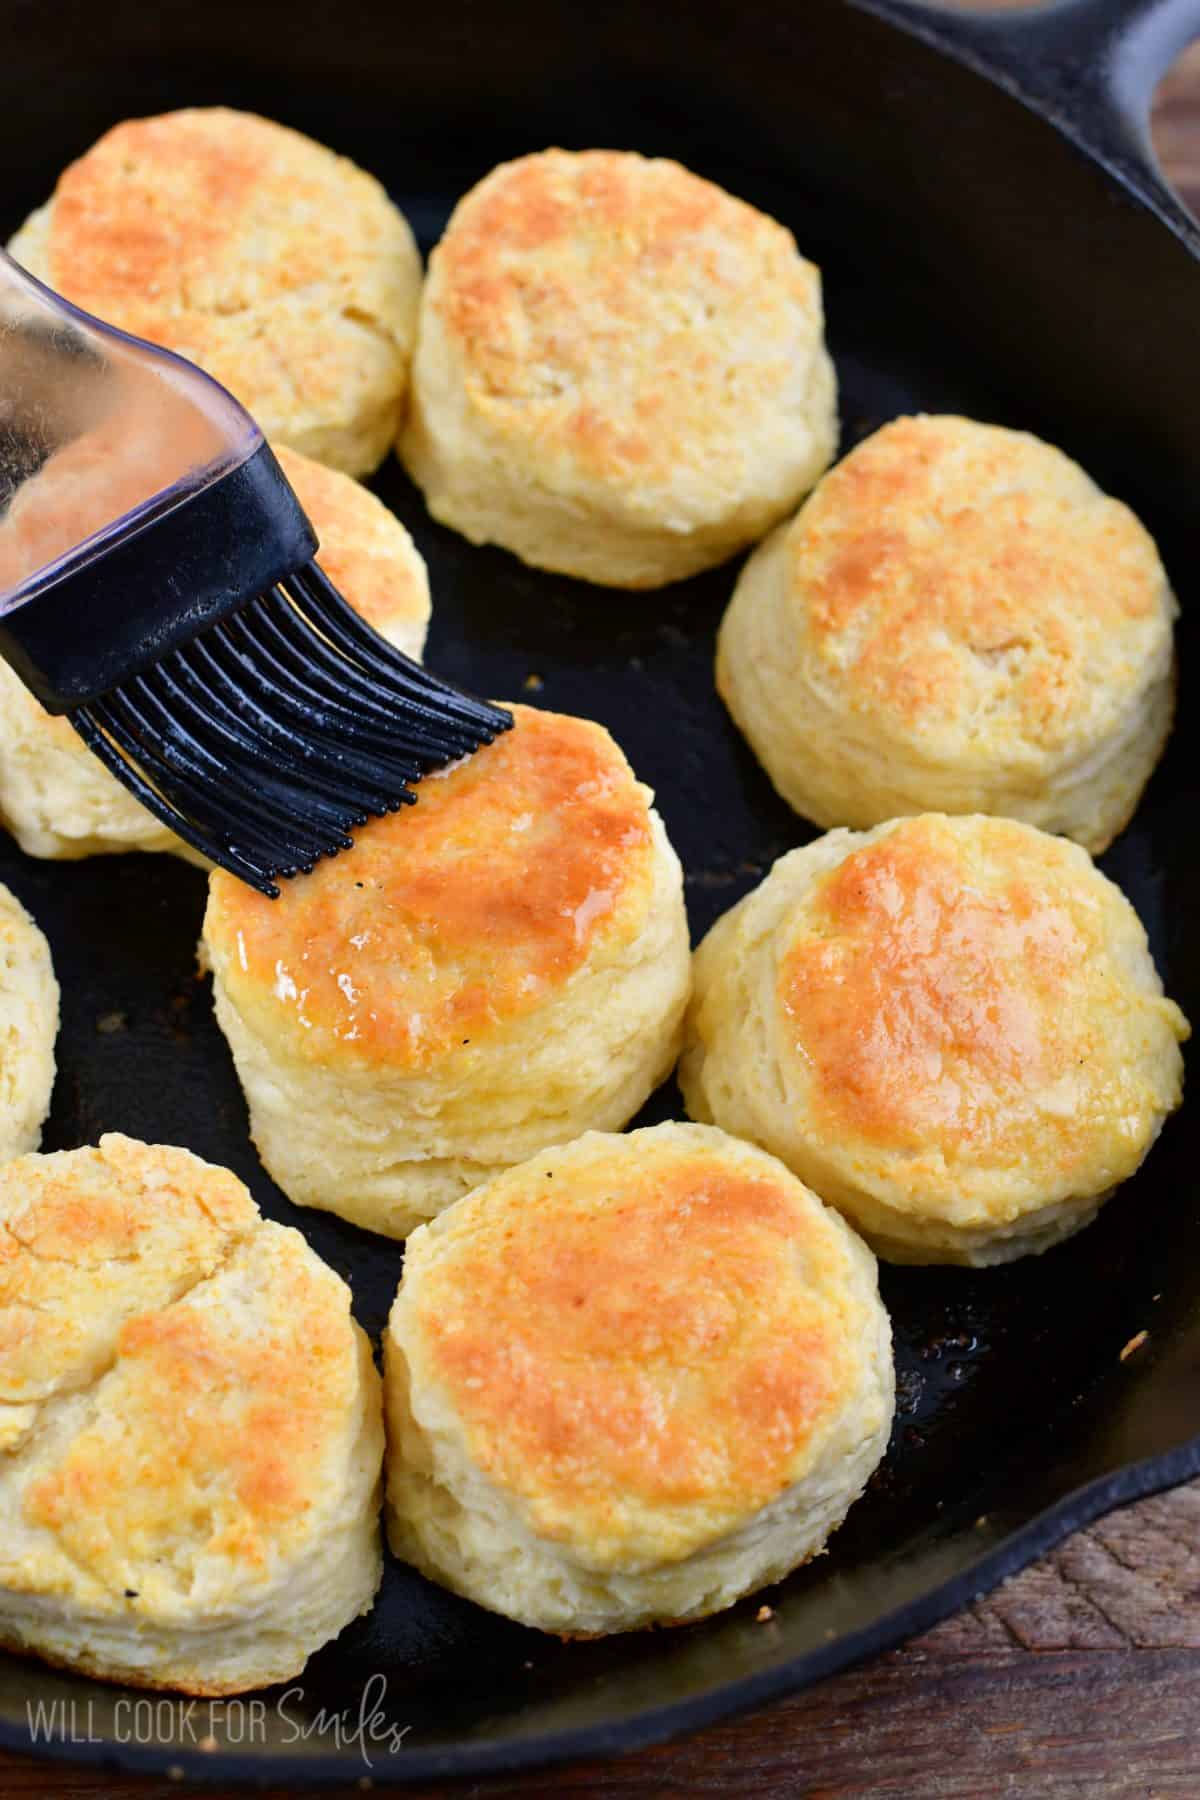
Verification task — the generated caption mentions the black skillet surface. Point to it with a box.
[3,0,1200,1782]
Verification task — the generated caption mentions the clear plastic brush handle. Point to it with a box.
[0,249,312,710]
[0,247,261,609]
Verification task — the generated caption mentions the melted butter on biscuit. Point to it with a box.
[205,705,655,1070]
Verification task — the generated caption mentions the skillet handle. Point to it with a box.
[869,0,1200,240]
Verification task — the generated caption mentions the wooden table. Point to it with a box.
[3,39,1199,1800]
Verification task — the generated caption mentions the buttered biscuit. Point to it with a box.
[202,705,691,1238]
[0,1134,383,1694]
[401,149,836,587]
[0,883,58,1161]
[384,1122,893,1635]
[717,415,1176,851]
[9,108,421,476]
[0,443,431,862]
[681,815,1189,1265]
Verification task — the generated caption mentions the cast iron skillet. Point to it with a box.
[1,0,1199,1782]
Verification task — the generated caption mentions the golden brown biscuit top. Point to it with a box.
[0,1135,256,1450]
[405,1128,864,1562]
[204,705,657,1071]
[0,1136,368,1601]
[21,1224,359,1596]
[788,416,1174,758]
[44,108,392,327]
[47,110,275,325]
[778,816,1189,1176]
[429,149,824,489]
[26,108,415,433]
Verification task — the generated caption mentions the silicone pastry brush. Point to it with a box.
[0,248,510,895]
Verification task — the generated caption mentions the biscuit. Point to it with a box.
[0,443,431,861]
[202,704,691,1239]
[8,108,422,477]
[0,1134,383,1694]
[680,814,1190,1265]
[400,149,836,588]
[716,415,1177,852]
[0,883,58,1162]
[384,1121,893,1635]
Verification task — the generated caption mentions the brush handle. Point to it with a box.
[0,247,265,615]
[0,248,316,710]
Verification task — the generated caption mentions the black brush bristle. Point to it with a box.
[70,572,512,896]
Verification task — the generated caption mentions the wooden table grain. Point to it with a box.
[2,37,1198,1800]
